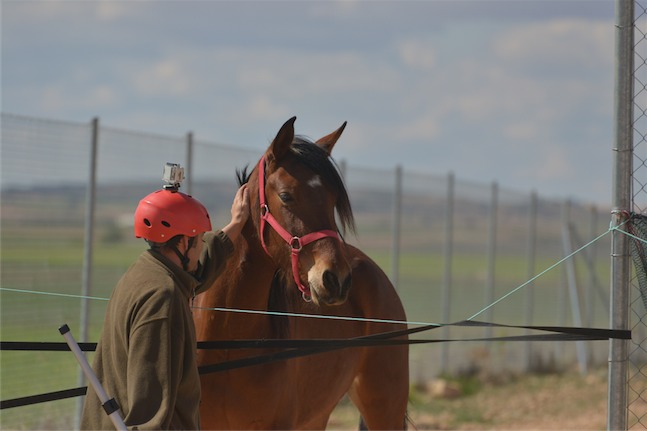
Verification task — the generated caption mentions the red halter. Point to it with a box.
[258,156,341,301]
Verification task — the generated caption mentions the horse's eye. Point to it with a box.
[279,192,293,203]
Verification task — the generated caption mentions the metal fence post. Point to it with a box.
[608,0,634,428]
[441,171,454,373]
[561,199,588,375]
[587,205,598,329]
[76,116,99,428]
[391,165,403,289]
[186,132,194,195]
[557,200,570,364]
[524,190,537,371]
[484,181,498,343]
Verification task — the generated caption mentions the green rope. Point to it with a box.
[0,287,108,302]
[466,227,615,321]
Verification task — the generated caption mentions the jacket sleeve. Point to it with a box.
[193,230,234,296]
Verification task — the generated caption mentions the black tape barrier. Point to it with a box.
[0,321,631,409]
[0,387,87,410]
[197,320,630,375]
[1,341,97,352]
[198,320,630,350]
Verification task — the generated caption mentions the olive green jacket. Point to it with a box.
[80,231,233,430]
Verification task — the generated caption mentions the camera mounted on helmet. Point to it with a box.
[134,162,212,247]
[162,162,185,191]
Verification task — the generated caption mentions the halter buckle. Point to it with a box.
[302,291,312,302]
[290,236,302,251]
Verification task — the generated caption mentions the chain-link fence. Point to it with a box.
[629,0,647,428]
[0,111,618,428]
[3,4,646,428]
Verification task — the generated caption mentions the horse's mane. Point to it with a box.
[236,136,356,235]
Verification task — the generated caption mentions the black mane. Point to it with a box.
[236,136,356,235]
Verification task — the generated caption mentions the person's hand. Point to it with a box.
[222,184,249,241]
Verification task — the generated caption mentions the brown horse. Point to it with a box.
[193,117,409,430]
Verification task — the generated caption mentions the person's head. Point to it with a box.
[134,189,212,272]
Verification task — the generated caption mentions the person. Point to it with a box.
[80,170,249,430]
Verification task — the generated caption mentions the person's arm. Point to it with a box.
[221,184,249,243]
[194,185,249,294]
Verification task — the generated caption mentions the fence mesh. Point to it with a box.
[0,111,617,429]
[629,1,647,428]
[4,8,644,418]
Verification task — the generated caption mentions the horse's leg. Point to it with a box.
[348,346,409,430]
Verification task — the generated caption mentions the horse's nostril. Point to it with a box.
[342,274,352,292]
[322,270,352,300]
[323,270,340,290]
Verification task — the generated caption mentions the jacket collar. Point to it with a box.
[144,249,200,300]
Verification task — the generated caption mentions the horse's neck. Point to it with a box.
[223,226,276,309]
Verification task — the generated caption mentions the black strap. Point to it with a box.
[0,321,629,353]
[1,341,97,351]
[197,321,630,375]
[102,398,121,416]
[0,386,87,409]
[196,321,629,351]
[0,321,631,409]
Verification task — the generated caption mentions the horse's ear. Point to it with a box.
[268,116,296,162]
[316,121,347,154]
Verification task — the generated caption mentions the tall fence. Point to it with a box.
[0,111,620,429]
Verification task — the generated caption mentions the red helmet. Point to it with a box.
[134,189,212,242]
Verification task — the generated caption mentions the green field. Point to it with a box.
[1,218,612,429]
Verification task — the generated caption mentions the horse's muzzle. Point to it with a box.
[317,270,352,306]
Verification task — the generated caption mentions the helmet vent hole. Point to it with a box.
[161,221,171,228]
[143,218,152,227]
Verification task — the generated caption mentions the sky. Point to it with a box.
[1,0,621,205]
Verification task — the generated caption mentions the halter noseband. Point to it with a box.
[258,156,341,301]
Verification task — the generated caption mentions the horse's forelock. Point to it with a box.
[240,137,355,235]
[290,138,356,236]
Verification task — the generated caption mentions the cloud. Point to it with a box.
[96,1,132,21]
[1,2,618,203]
[132,59,190,97]
[493,18,614,71]
[398,39,436,71]
[503,122,542,141]
[40,86,66,112]
[38,84,118,113]
[398,116,441,142]
[422,17,614,144]
[534,145,572,180]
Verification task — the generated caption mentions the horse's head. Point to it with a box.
[249,116,355,306]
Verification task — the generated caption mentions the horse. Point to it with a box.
[193,117,409,430]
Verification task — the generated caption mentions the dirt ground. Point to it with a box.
[327,366,646,430]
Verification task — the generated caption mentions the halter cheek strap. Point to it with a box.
[258,157,340,300]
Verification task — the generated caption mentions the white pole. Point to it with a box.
[59,324,127,431]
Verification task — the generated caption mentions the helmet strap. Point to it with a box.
[171,236,196,272]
